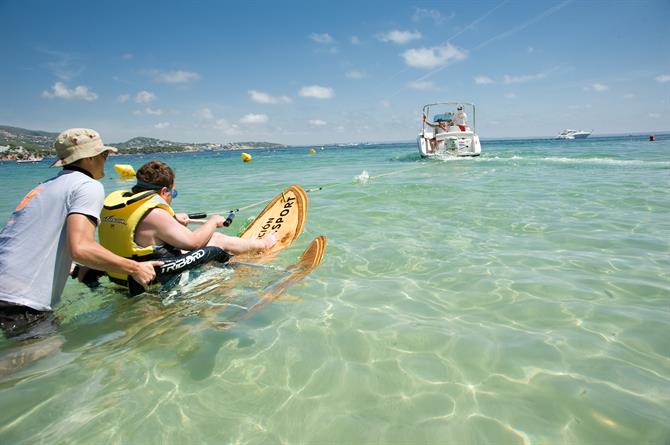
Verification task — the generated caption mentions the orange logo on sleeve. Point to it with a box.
[15,186,44,212]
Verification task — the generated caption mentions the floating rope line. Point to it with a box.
[367,164,425,180]
[203,164,426,216]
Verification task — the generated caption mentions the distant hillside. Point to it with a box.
[0,125,58,139]
[114,136,182,149]
[113,136,284,151]
[0,124,286,159]
[0,125,58,151]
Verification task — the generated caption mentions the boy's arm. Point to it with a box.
[143,208,226,251]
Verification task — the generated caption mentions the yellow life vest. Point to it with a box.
[99,190,175,283]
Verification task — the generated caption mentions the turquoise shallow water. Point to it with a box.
[0,136,669,444]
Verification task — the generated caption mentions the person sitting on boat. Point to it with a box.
[95,160,277,292]
[423,113,452,153]
[453,104,468,130]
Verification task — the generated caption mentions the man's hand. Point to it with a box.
[68,214,162,285]
[129,260,163,289]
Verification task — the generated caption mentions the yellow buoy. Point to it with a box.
[309,148,316,155]
[241,152,252,162]
[114,164,136,177]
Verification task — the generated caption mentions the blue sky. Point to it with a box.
[1,0,668,145]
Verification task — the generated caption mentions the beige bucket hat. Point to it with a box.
[51,128,118,167]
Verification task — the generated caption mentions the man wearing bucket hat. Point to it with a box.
[0,128,161,339]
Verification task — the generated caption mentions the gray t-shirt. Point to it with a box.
[0,169,104,310]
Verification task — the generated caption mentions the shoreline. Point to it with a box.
[2,132,668,162]
[0,145,286,162]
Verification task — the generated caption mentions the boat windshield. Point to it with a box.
[433,112,453,122]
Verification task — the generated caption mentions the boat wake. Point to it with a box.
[482,156,670,167]
[355,170,370,183]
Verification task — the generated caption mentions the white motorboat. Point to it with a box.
[16,157,44,163]
[417,102,481,158]
[556,129,592,139]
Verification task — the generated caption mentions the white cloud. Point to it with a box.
[378,30,421,44]
[623,93,636,99]
[196,107,214,119]
[655,74,670,83]
[567,104,593,110]
[475,75,495,85]
[135,90,156,103]
[213,118,240,135]
[41,82,97,101]
[503,73,546,84]
[584,83,609,92]
[380,100,391,108]
[345,70,366,79]
[309,119,327,126]
[239,113,268,124]
[154,122,170,129]
[121,53,134,60]
[133,107,163,116]
[310,33,334,44]
[299,85,335,99]
[408,80,437,90]
[153,70,200,84]
[402,43,467,69]
[249,90,291,104]
[412,8,448,24]
[648,112,661,118]
[350,36,361,45]
[504,92,517,99]
[117,94,130,103]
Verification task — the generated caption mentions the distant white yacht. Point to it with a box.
[556,129,592,140]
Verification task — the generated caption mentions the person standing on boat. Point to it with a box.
[453,105,468,130]
[0,128,160,339]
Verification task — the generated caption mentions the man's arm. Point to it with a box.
[67,214,160,288]
[423,114,438,129]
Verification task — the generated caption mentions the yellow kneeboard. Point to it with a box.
[238,184,308,257]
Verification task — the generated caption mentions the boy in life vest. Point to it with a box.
[97,160,276,291]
